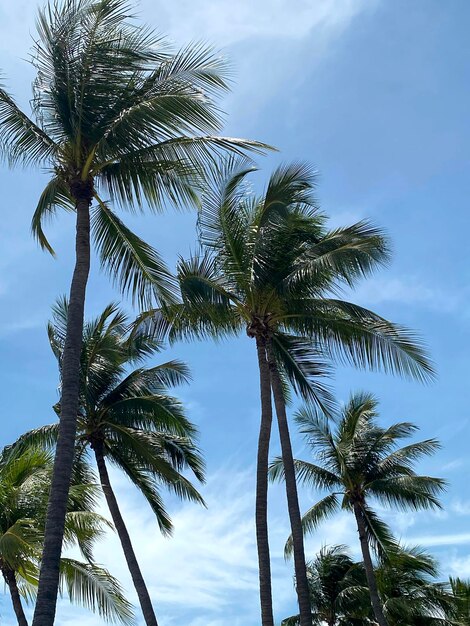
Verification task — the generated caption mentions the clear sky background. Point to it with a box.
[0,1,469,625]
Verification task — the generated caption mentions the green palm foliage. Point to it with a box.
[376,546,455,625]
[22,300,204,626]
[450,578,470,625]
[136,158,434,626]
[283,544,455,626]
[282,545,368,626]
[0,445,133,626]
[270,392,445,626]
[0,2,265,622]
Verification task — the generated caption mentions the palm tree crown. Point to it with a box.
[283,544,456,626]
[0,445,133,624]
[271,392,445,558]
[145,157,434,398]
[282,544,366,626]
[38,299,205,532]
[0,0,265,304]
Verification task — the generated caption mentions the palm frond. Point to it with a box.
[368,475,446,511]
[284,494,340,558]
[269,457,341,492]
[294,299,435,383]
[91,196,177,306]
[59,558,134,624]
[0,83,57,166]
[31,176,74,255]
[270,333,334,411]
[359,504,396,557]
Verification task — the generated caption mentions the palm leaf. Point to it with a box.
[59,558,134,624]
[91,196,177,306]
[284,494,340,558]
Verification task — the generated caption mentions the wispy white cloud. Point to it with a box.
[141,0,378,47]
[350,276,462,314]
[405,532,470,548]
[53,466,358,626]
[447,554,470,577]
[442,458,467,472]
[450,499,470,516]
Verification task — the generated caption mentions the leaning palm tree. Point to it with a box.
[21,300,205,626]
[270,392,446,626]
[0,2,265,622]
[0,445,133,626]
[135,159,434,626]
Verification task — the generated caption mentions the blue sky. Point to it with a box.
[0,0,469,624]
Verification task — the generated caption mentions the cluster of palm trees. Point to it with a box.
[281,544,469,626]
[0,0,464,625]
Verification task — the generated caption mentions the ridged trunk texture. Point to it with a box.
[266,339,312,626]
[32,195,91,626]
[94,445,159,626]
[255,335,275,626]
[4,567,28,626]
[353,503,389,626]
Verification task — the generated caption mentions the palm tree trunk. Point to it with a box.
[353,503,388,626]
[266,339,311,626]
[32,194,91,626]
[93,444,159,626]
[255,335,275,626]
[3,566,29,626]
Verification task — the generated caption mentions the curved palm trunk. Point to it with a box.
[32,195,91,626]
[93,444,159,626]
[3,567,28,626]
[353,503,388,626]
[266,340,311,626]
[255,335,275,626]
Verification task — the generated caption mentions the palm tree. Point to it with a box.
[283,544,455,626]
[0,445,133,626]
[282,545,368,626]
[450,577,470,625]
[270,392,445,626]
[0,2,266,622]
[21,300,205,626]
[136,159,434,625]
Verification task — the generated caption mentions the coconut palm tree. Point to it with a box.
[0,2,265,622]
[281,545,368,626]
[0,444,133,626]
[135,159,434,626]
[270,392,446,626]
[20,300,204,626]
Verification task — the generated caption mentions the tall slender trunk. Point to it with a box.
[32,194,91,626]
[266,339,311,626]
[255,335,275,626]
[353,503,388,626]
[93,444,159,626]
[3,567,28,626]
